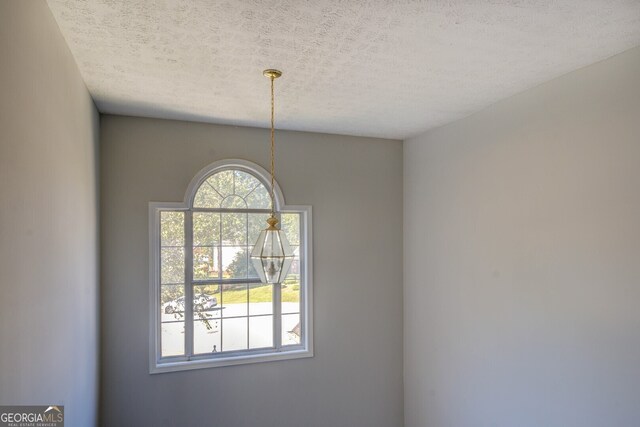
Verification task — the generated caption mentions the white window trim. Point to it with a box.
[149,159,313,374]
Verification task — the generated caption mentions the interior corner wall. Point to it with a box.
[99,115,403,427]
[403,46,640,427]
[0,1,99,425]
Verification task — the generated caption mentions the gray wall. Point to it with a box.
[0,1,99,426]
[100,115,403,427]
[404,46,640,427]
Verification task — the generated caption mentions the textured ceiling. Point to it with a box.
[47,0,640,139]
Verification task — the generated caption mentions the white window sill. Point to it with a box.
[150,347,313,374]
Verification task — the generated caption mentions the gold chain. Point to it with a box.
[270,75,276,217]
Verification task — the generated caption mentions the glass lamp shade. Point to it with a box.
[250,216,295,284]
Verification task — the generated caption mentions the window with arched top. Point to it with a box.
[192,169,271,210]
[149,159,312,373]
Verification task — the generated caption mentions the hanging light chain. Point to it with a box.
[252,69,293,285]
[270,74,276,218]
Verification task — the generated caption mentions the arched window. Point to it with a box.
[149,159,312,372]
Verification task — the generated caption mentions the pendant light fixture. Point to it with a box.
[250,69,295,284]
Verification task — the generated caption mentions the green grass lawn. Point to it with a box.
[198,276,300,305]
[222,283,300,304]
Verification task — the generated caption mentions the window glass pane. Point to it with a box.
[293,251,301,274]
[193,212,220,246]
[249,284,273,315]
[234,170,263,198]
[161,322,185,357]
[193,246,220,280]
[194,319,221,355]
[282,313,301,346]
[223,247,248,279]
[281,213,300,246]
[221,195,247,209]
[161,211,184,246]
[161,284,185,357]
[193,181,222,208]
[221,284,247,317]
[248,258,259,279]
[282,246,300,282]
[161,284,185,320]
[160,212,185,285]
[208,170,234,197]
[245,184,271,209]
[222,318,248,352]
[249,316,273,349]
[161,247,184,284]
[193,284,221,317]
[192,284,222,352]
[248,213,270,244]
[221,212,247,246]
[282,276,300,314]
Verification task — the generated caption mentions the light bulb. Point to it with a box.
[266,260,280,282]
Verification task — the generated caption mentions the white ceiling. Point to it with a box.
[47,0,640,139]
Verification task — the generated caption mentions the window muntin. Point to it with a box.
[151,161,311,372]
[193,169,271,210]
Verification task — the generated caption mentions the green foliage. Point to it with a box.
[226,248,250,278]
[161,285,183,305]
[281,213,300,246]
[160,211,184,246]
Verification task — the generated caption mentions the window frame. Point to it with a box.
[149,159,313,373]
